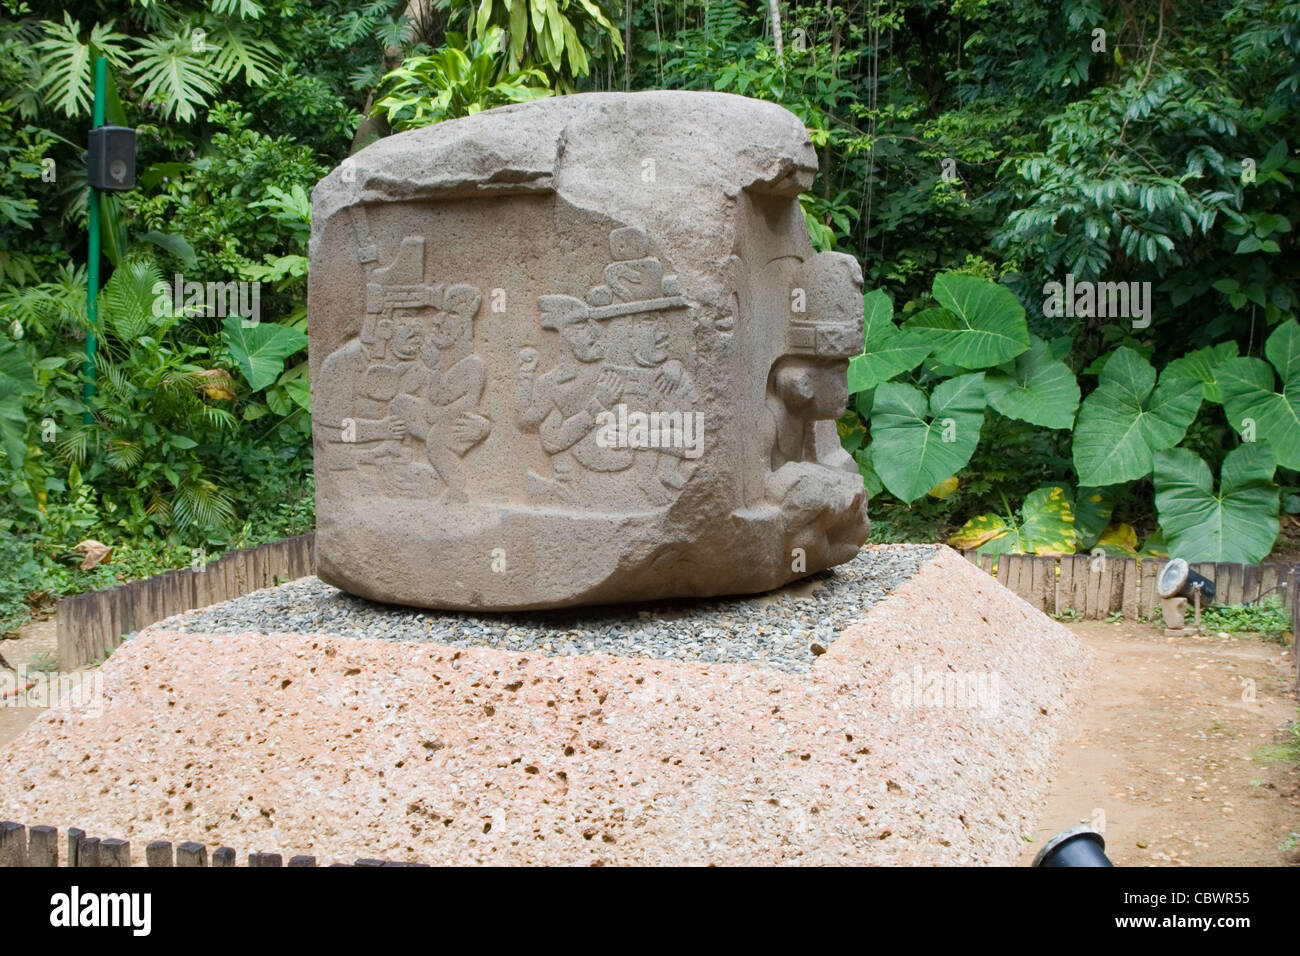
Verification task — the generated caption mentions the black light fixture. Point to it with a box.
[1156,558,1216,602]
[1032,826,1114,867]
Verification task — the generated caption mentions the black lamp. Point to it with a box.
[1156,558,1216,602]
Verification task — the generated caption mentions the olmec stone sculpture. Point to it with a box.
[309,91,869,610]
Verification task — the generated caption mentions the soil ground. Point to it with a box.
[2,613,1296,866]
[1020,621,1300,866]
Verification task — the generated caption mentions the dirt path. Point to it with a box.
[3,613,1297,865]
[0,615,58,749]
[1022,621,1300,866]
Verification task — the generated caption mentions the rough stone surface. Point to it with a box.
[309,91,870,611]
[164,545,938,674]
[0,547,1091,865]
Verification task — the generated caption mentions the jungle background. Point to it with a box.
[0,0,1297,635]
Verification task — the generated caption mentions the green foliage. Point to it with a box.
[374,29,552,131]
[870,372,986,503]
[984,336,1080,429]
[950,484,1077,557]
[845,290,930,392]
[1216,320,1300,470]
[903,273,1030,369]
[1071,348,1203,487]
[1200,597,1292,642]
[457,0,623,88]
[1153,444,1280,564]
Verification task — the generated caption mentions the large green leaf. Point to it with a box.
[846,289,932,393]
[1073,485,1118,550]
[222,317,308,391]
[1163,341,1238,404]
[984,335,1080,428]
[869,372,985,503]
[1153,444,1279,564]
[1072,347,1202,486]
[1216,320,1300,470]
[948,484,1075,556]
[0,339,37,468]
[130,34,221,123]
[902,273,1029,369]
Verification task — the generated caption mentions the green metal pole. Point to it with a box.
[83,56,106,422]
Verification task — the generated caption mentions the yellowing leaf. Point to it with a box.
[1096,522,1138,555]
[928,475,959,499]
[1022,484,1077,554]
[949,512,1011,549]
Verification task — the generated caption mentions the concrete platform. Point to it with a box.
[0,546,1091,865]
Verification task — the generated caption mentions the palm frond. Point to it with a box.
[130,32,221,123]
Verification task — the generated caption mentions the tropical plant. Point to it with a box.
[373,28,552,131]
[454,0,623,88]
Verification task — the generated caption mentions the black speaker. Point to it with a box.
[87,125,136,191]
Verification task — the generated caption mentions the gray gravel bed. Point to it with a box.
[161,545,939,674]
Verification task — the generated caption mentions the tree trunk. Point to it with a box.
[768,0,784,63]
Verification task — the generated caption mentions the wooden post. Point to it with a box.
[288,855,316,867]
[67,827,84,867]
[252,545,269,591]
[146,841,173,867]
[249,852,282,867]
[1072,555,1091,615]
[100,838,130,867]
[1087,557,1108,619]
[1121,558,1138,619]
[1029,556,1052,612]
[1260,564,1279,606]
[116,582,136,640]
[28,826,57,867]
[1213,563,1239,604]
[233,549,249,598]
[1139,560,1159,619]
[1109,558,1126,615]
[108,585,126,651]
[0,821,26,867]
[176,842,207,867]
[212,846,236,867]
[96,588,116,663]
[78,836,100,867]
[57,594,89,670]
[1242,563,1261,605]
[1055,553,1074,615]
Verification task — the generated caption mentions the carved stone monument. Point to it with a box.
[309,91,870,610]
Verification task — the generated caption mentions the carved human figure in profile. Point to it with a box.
[761,252,869,568]
[516,297,630,504]
[417,284,490,503]
[318,311,426,470]
[621,315,700,504]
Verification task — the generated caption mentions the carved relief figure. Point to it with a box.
[761,252,869,566]
[614,316,700,505]
[319,236,490,500]
[516,298,630,504]
[517,226,695,508]
[416,285,490,503]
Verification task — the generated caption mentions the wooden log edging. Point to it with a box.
[958,550,1298,624]
[56,533,316,670]
[0,821,425,867]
